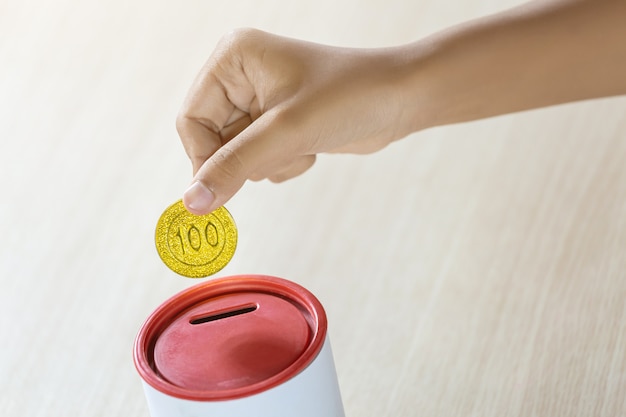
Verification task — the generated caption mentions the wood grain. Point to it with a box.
[1,0,624,416]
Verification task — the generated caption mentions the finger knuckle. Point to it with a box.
[219,28,263,55]
[175,112,191,136]
[248,171,266,182]
[268,173,290,183]
[210,147,246,182]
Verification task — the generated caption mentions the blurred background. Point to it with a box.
[1,0,625,416]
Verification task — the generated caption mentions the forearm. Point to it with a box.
[400,0,626,132]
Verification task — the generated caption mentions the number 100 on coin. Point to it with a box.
[155,200,237,278]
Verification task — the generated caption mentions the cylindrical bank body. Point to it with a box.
[133,275,345,417]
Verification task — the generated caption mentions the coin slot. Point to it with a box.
[189,304,258,325]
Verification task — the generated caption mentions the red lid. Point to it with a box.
[133,275,327,401]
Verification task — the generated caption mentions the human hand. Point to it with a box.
[178,1,626,216]
[177,29,413,214]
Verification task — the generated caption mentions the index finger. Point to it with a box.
[176,37,258,174]
[176,71,237,174]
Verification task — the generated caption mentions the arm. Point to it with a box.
[403,0,626,131]
[177,0,626,215]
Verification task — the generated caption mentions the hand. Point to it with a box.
[177,29,412,214]
[178,0,626,216]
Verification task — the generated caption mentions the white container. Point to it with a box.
[133,275,345,417]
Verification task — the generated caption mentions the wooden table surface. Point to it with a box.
[2,0,625,416]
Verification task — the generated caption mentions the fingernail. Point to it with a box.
[183,181,215,214]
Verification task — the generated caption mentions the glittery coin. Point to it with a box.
[155,200,237,278]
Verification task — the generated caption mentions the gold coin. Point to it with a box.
[155,200,237,278]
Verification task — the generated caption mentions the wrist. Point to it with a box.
[383,42,444,137]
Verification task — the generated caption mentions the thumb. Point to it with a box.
[182,112,299,215]
[182,146,247,215]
